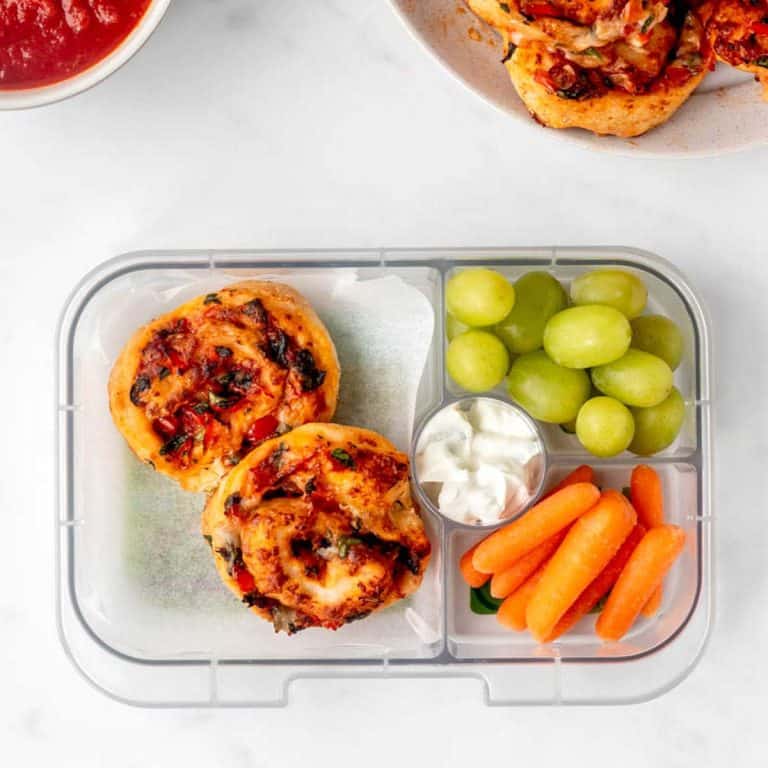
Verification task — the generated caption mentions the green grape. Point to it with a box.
[591,349,673,408]
[446,268,516,326]
[631,315,684,371]
[446,330,509,392]
[543,305,631,369]
[570,269,647,318]
[507,350,591,424]
[576,397,634,458]
[629,387,686,456]
[495,271,567,355]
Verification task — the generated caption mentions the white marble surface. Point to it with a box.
[1,0,767,765]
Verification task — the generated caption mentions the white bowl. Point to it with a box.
[0,0,172,110]
[389,0,768,157]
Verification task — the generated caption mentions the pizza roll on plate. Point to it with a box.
[505,10,712,137]
[701,0,768,98]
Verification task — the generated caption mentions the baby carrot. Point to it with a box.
[526,490,637,642]
[542,465,595,500]
[490,530,567,599]
[630,465,665,615]
[544,523,646,642]
[497,563,548,631]
[630,464,664,529]
[642,587,663,617]
[459,543,490,588]
[472,482,600,574]
[596,525,686,642]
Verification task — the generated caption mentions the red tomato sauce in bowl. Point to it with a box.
[0,0,152,90]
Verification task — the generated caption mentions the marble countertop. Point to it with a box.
[1,1,766,766]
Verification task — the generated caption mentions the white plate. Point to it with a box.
[390,0,767,157]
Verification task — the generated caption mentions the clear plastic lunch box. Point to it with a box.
[56,247,713,707]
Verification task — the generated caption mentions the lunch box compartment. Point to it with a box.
[57,247,712,706]
[447,463,700,661]
[61,260,445,664]
[441,260,700,459]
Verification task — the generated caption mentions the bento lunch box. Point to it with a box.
[56,247,713,707]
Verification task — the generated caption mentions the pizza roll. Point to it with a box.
[504,11,712,137]
[109,281,340,493]
[201,424,432,633]
[701,0,768,98]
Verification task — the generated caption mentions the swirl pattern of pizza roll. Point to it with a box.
[201,424,432,633]
[109,281,340,493]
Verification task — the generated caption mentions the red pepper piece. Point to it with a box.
[153,416,177,437]
[245,414,280,444]
[524,1,559,16]
[665,67,691,87]
[233,561,255,593]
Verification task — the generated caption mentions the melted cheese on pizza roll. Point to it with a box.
[504,11,712,136]
[201,424,432,634]
[701,0,768,98]
[468,0,670,52]
[109,281,340,493]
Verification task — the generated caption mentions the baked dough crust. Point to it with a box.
[109,281,340,493]
[201,423,431,633]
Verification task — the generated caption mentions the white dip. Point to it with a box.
[415,398,544,526]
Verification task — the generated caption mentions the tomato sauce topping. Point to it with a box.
[242,443,407,516]
[711,3,768,68]
[0,0,152,90]
[129,293,327,468]
[535,57,608,100]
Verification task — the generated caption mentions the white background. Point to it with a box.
[1,1,767,766]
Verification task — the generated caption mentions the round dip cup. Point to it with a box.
[411,395,548,529]
[0,0,172,110]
